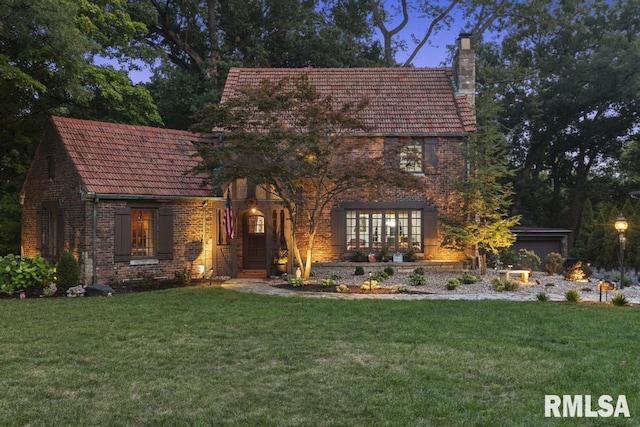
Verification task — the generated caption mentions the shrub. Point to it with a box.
[42,284,58,297]
[497,249,518,269]
[330,273,342,281]
[174,269,191,286]
[288,277,306,287]
[543,252,564,275]
[0,254,55,295]
[491,278,519,292]
[460,270,481,284]
[517,249,541,271]
[565,289,580,303]
[383,266,395,276]
[371,270,389,282]
[611,294,628,307]
[413,267,425,275]
[536,292,549,302]
[321,278,336,287]
[56,252,81,289]
[408,271,426,286]
[563,261,586,281]
[361,279,379,290]
[354,266,365,276]
[336,284,349,293]
[446,278,459,290]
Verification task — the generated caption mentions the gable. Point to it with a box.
[46,116,214,198]
[221,67,476,135]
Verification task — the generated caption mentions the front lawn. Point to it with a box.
[1,287,638,426]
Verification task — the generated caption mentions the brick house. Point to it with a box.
[21,35,476,284]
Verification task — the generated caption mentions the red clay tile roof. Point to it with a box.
[50,116,213,198]
[221,67,476,134]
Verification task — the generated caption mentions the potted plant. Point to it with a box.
[273,247,288,275]
[404,248,416,262]
[379,245,390,262]
[352,248,366,262]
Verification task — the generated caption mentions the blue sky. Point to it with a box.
[116,17,466,84]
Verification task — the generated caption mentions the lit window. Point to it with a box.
[248,215,265,234]
[401,142,424,173]
[131,210,155,257]
[346,209,422,252]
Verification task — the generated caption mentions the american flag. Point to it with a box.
[223,188,234,239]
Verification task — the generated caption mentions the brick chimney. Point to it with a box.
[453,33,476,112]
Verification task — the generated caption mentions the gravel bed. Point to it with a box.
[300,264,640,301]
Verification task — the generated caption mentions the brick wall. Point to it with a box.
[94,200,214,284]
[291,135,468,263]
[22,125,217,284]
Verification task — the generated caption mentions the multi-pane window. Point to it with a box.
[131,209,155,257]
[401,142,424,173]
[387,137,438,175]
[346,210,422,252]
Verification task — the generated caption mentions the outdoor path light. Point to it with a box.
[614,214,628,289]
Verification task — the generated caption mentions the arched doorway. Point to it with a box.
[243,211,266,269]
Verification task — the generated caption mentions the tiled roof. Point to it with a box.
[221,67,476,134]
[50,116,213,198]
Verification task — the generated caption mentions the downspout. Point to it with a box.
[92,196,99,284]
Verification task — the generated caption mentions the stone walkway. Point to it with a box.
[220,279,629,303]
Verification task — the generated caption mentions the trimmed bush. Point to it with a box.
[543,252,564,275]
[56,251,81,289]
[565,289,580,303]
[491,277,519,292]
[446,278,460,290]
[517,249,541,271]
[354,266,365,276]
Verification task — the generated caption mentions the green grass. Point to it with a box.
[1,287,639,426]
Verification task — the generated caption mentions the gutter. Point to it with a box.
[87,193,219,201]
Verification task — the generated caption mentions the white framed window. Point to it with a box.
[401,142,424,173]
[346,209,422,252]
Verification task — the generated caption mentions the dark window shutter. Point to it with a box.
[114,207,132,262]
[331,207,346,257]
[157,207,173,260]
[423,210,438,257]
[383,137,400,168]
[424,138,438,174]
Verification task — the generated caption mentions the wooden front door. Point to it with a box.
[244,213,266,269]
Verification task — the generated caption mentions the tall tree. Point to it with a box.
[369,0,519,66]
[0,0,161,254]
[439,84,519,274]
[485,0,640,243]
[194,75,420,278]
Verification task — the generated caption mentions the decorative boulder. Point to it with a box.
[85,283,115,297]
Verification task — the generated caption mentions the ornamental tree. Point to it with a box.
[194,74,420,278]
[439,87,520,274]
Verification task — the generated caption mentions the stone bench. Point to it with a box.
[497,269,530,283]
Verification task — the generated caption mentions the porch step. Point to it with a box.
[237,269,268,279]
